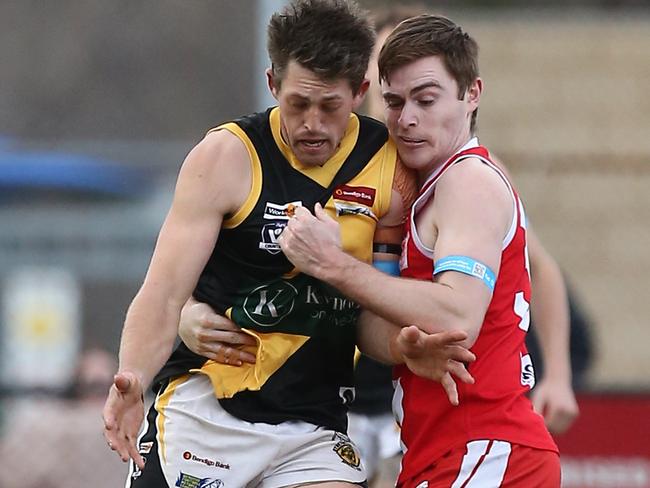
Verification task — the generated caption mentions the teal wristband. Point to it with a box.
[434,255,496,291]
[373,259,400,276]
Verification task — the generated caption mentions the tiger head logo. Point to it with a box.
[332,433,361,470]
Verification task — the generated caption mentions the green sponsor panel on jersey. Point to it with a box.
[230,273,359,336]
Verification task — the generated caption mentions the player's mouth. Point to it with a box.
[298,139,328,152]
[398,135,426,148]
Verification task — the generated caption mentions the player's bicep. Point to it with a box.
[141,133,249,306]
[143,198,222,307]
[431,161,513,332]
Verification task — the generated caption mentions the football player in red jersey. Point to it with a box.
[279,14,561,487]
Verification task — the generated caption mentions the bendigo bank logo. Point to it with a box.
[333,185,376,206]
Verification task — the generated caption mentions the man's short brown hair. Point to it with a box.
[378,15,480,130]
[267,0,375,93]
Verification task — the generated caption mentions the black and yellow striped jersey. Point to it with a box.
[155,107,397,432]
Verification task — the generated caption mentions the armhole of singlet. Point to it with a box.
[501,195,519,250]
[414,154,519,255]
[470,156,519,250]
[213,123,263,229]
[409,187,436,259]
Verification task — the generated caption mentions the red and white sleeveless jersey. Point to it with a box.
[394,139,558,484]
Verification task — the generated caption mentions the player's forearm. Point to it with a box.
[118,290,183,389]
[530,252,572,382]
[321,252,479,344]
[531,302,572,382]
[356,310,402,365]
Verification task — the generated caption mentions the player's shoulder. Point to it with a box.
[183,128,250,176]
[175,128,252,213]
[435,156,514,229]
[174,128,252,208]
[439,156,510,197]
[200,128,248,161]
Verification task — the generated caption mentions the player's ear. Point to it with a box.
[267,67,280,100]
[351,78,371,111]
[466,77,482,109]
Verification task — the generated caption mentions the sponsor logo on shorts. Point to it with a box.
[332,433,361,470]
[333,185,376,206]
[182,451,230,470]
[175,472,224,488]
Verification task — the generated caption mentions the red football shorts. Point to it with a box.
[399,440,560,488]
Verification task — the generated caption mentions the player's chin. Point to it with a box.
[293,141,333,166]
[395,146,434,171]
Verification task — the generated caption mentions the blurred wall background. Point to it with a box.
[459,12,650,389]
[0,1,648,486]
[0,1,258,139]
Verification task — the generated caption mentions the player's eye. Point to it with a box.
[384,98,403,109]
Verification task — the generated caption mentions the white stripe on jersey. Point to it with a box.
[450,439,512,488]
